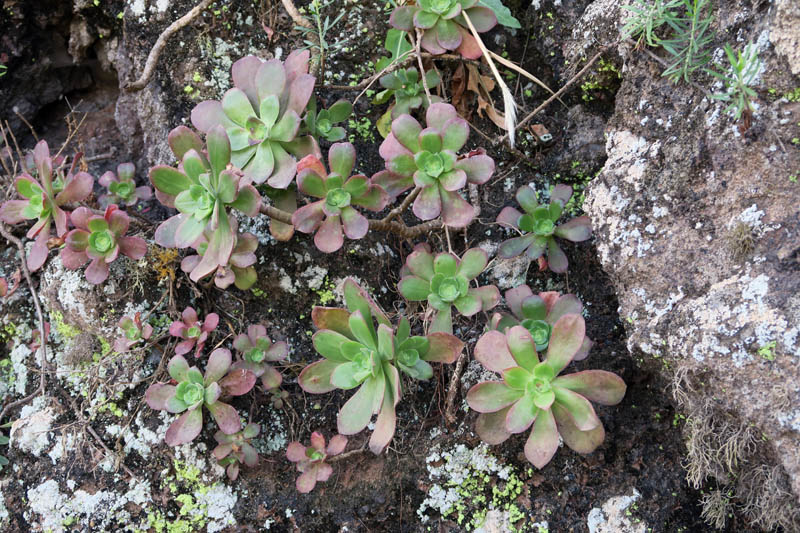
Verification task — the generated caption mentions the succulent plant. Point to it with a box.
[373,103,494,227]
[169,306,219,357]
[398,244,499,334]
[213,422,260,481]
[113,312,153,352]
[292,142,388,253]
[466,319,626,468]
[496,185,592,273]
[150,125,261,282]
[303,96,352,142]
[298,278,463,453]
[98,162,152,208]
[389,0,497,59]
[60,205,147,284]
[0,140,93,271]
[180,219,259,290]
[231,324,289,392]
[286,432,347,493]
[491,286,592,360]
[375,67,443,119]
[191,51,320,188]
[145,349,256,446]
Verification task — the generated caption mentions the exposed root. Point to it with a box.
[700,489,732,530]
[672,365,798,531]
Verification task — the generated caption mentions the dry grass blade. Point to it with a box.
[461,11,518,146]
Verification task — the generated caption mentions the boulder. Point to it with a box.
[570,0,800,528]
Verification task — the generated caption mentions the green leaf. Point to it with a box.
[150,166,193,196]
[478,0,520,29]
[375,29,414,71]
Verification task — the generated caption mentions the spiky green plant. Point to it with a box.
[709,42,760,121]
[467,319,626,468]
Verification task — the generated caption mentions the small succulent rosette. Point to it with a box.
[286,432,347,493]
[389,0,498,59]
[0,140,93,271]
[98,162,152,207]
[60,205,147,284]
[169,306,219,357]
[213,422,260,481]
[113,312,153,352]
[304,96,353,142]
[491,286,593,361]
[145,349,256,446]
[375,67,443,119]
[231,325,289,391]
[496,184,592,273]
[373,103,494,227]
[191,51,320,187]
[292,142,388,253]
[467,319,626,468]
[398,244,499,334]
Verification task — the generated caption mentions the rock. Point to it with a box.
[771,0,800,75]
[587,490,646,533]
[10,401,56,457]
[580,0,800,525]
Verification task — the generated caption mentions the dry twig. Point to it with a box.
[0,223,49,422]
[125,0,215,91]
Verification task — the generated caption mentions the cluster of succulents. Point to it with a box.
[298,278,463,453]
[0,17,624,495]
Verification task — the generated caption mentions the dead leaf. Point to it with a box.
[466,64,507,131]
[451,63,468,118]
[262,23,274,42]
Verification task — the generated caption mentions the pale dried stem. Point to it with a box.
[444,349,468,425]
[414,29,432,105]
[125,0,215,91]
[0,223,49,422]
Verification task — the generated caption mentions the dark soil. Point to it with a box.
[0,0,767,531]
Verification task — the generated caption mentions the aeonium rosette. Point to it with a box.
[98,162,152,208]
[149,125,261,281]
[466,319,626,468]
[191,51,320,187]
[373,103,494,227]
[491,285,593,360]
[389,0,498,59]
[0,140,93,271]
[292,142,388,253]
[60,205,147,284]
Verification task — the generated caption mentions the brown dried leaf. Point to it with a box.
[451,63,469,118]
[466,64,507,130]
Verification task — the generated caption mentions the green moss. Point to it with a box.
[784,87,800,102]
[348,117,375,143]
[758,341,777,361]
[50,310,80,340]
[151,460,217,532]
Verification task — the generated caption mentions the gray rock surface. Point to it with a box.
[574,0,800,522]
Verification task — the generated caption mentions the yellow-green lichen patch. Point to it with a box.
[417,443,532,531]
